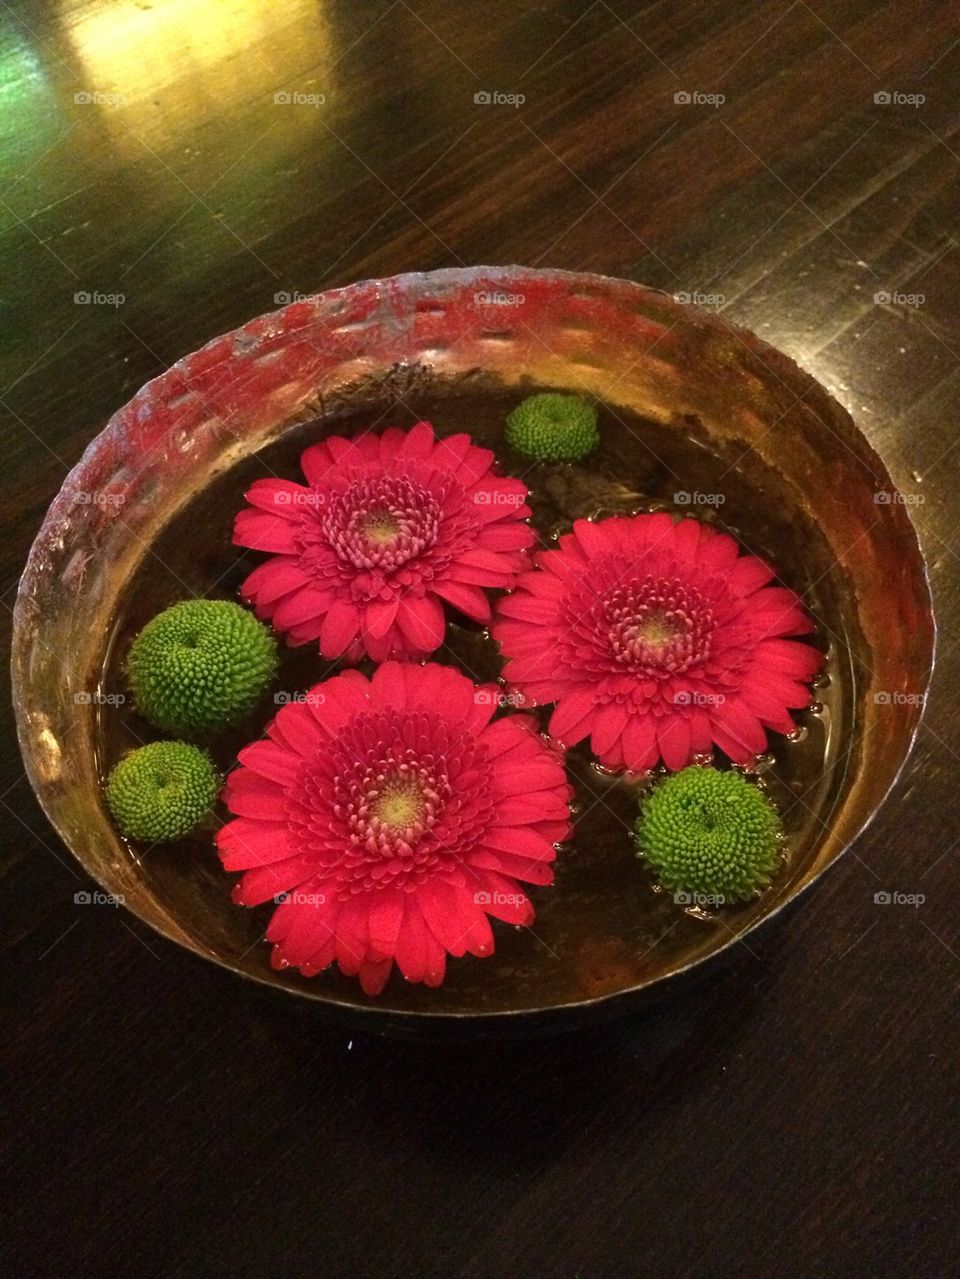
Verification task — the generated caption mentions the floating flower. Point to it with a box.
[106,741,219,843]
[216,661,572,994]
[635,765,783,903]
[127,600,277,736]
[505,392,599,462]
[234,422,535,662]
[493,513,822,772]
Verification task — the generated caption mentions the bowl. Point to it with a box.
[12,266,935,1034]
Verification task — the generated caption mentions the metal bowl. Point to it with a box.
[12,267,935,1034]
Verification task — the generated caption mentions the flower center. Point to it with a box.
[323,477,440,570]
[360,509,401,545]
[605,577,713,675]
[371,775,426,831]
[345,754,448,859]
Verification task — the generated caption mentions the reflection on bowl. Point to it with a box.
[12,267,935,1034]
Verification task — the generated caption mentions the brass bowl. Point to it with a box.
[12,267,935,1034]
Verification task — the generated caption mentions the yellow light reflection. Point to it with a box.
[65,0,331,142]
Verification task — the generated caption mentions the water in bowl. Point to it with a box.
[94,387,852,1005]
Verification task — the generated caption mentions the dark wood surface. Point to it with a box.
[3,3,958,1275]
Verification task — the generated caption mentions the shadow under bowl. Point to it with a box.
[12,266,935,1035]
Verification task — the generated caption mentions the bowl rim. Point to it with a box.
[11,264,938,1030]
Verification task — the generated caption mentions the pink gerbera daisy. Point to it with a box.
[493,513,823,773]
[234,421,535,661]
[216,661,572,994]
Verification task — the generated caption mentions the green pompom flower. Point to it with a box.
[635,766,783,904]
[105,741,219,843]
[505,392,599,462]
[127,600,277,736]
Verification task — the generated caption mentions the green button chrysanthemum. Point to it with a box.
[635,766,783,904]
[127,600,278,736]
[505,392,599,462]
[105,741,220,843]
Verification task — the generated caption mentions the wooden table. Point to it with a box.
[3,3,957,1274]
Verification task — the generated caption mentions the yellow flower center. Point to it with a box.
[372,777,425,830]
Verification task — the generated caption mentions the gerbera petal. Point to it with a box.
[300,441,334,484]
[365,888,406,960]
[431,432,472,469]
[431,579,492,622]
[482,826,558,860]
[236,740,304,786]
[476,873,534,926]
[365,597,399,639]
[572,518,611,557]
[416,881,469,957]
[358,958,393,995]
[398,420,436,459]
[455,444,496,486]
[233,509,298,553]
[273,588,337,631]
[469,849,555,885]
[479,522,536,551]
[234,855,323,906]
[244,478,312,517]
[589,701,631,757]
[216,818,293,870]
[241,558,312,606]
[711,700,768,761]
[620,714,659,772]
[657,716,694,772]
[729,555,777,595]
[396,595,445,651]
[224,786,287,821]
[549,689,597,745]
[393,899,429,983]
[320,600,361,656]
[371,660,408,710]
